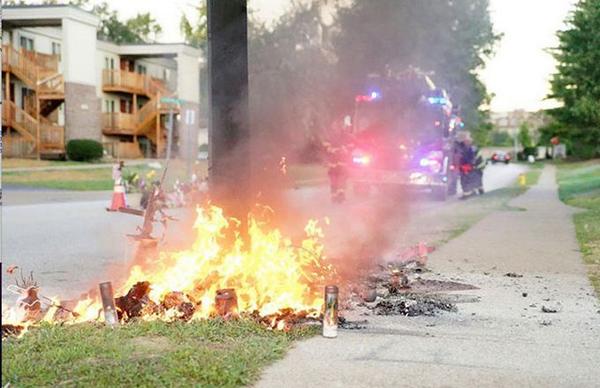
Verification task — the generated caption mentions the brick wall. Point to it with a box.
[64,82,102,141]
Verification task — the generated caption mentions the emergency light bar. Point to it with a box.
[355,91,381,102]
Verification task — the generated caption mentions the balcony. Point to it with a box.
[102,112,137,135]
[102,69,171,97]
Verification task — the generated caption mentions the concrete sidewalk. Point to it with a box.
[257,165,600,387]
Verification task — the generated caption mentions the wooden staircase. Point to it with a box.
[102,73,179,157]
[2,44,65,158]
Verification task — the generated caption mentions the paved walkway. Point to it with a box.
[257,165,600,387]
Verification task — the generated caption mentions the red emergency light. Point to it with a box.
[355,91,381,103]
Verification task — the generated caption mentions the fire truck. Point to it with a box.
[347,69,461,200]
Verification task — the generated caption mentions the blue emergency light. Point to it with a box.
[427,96,448,105]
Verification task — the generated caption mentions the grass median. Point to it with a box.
[2,160,325,191]
[2,160,209,191]
[557,160,600,297]
[2,319,317,387]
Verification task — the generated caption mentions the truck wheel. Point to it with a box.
[432,185,448,201]
[353,183,370,197]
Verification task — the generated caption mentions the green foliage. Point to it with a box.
[66,139,104,162]
[545,0,600,158]
[490,130,512,146]
[93,2,162,44]
[181,3,207,48]
[557,161,600,297]
[518,122,533,148]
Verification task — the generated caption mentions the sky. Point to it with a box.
[479,0,577,112]
[74,0,577,112]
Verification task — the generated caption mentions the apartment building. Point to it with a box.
[2,4,204,159]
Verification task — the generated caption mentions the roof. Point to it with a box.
[2,4,100,28]
[2,4,203,59]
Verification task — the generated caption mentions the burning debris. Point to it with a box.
[2,324,25,339]
[2,213,472,340]
[3,205,335,336]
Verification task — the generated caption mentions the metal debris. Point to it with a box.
[541,305,559,313]
[505,272,523,278]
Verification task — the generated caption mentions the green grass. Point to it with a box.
[3,168,115,190]
[522,169,542,187]
[2,158,86,169]
[557,160,600,297]
[2,161,208,191]
[2,319,318,387]
[424,168,542,248]
[2,161,323,191]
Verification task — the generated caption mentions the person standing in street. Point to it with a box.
[456,131,484,199]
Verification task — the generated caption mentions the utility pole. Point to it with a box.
[207,0,250,225]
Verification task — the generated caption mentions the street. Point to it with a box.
[3,1,600,386]
[2,163,525,303]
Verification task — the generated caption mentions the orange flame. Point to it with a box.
[67,205,333,325]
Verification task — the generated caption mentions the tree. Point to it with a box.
[9,1,162,44]
[333,0,499,144]
[180,2,207,48]
[249,2,340,158]
[490,130,512,147]
[545,0,600,158]
[248,0,499,165]
[518,122,532,148]
[93,2,162,44]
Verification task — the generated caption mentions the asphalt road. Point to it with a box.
[1,163,526,303]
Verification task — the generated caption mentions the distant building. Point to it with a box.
[491,109,550,135]
[2,4,206,159]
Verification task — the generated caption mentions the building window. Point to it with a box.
[105,100,116,113]
[19,36,34,51]
[104,57,115,70]
[137,64,147,75]
[51,42,61,60]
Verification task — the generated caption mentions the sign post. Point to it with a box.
[160,97,183,164]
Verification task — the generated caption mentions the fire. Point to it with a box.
[61,204,335,327]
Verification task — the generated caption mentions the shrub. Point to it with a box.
[66,139,104,161]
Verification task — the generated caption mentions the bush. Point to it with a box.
[66,139,104,161]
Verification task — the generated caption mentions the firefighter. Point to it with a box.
[322,120,355,203]
[456,131,485,199]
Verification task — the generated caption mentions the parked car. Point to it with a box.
[491,151,511,164]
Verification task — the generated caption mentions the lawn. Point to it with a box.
[557,160,600,297]
[2,319,317,387]
[2,160,323,191]
[2,160,209,191]
[2,158,84,169]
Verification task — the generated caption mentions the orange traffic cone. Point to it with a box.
[107,181,127,211]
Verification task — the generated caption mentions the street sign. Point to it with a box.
[160,97,183,105]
